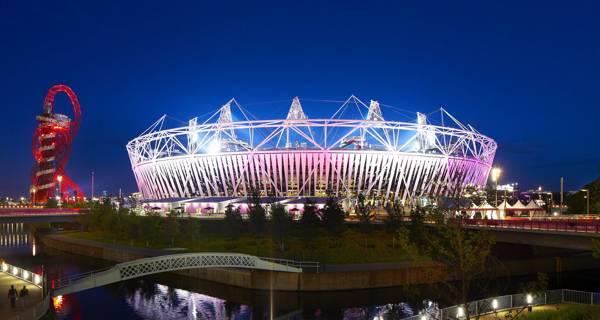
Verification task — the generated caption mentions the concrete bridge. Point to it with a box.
[0,208,84,223]
[52,252,303,297]
[462,219,600,250]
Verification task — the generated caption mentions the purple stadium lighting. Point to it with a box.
[126,96,497,204]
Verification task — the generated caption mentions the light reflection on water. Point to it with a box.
[122,282,423,320]
[0,222,35,256]
[126,283,253,320]
[0,223,434,320]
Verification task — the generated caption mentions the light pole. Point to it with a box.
[57,175,63,207]
[30,186,36,206]
[491,167,502,206]
[91,171,95,200]
[581,189,590,215]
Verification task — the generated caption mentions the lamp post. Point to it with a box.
[57,175,63,207]
[30,186,36,206]
[91,171,95,201]
[491,167,502,206]
[581,189,590,215]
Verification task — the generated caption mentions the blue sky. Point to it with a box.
[1,1,599,197]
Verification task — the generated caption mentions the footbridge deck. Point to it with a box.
[52,252,306,297]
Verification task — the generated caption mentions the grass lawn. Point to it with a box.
[66,228,425,264]
[516,304,600,320]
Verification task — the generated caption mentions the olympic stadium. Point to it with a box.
[126,96,497,212]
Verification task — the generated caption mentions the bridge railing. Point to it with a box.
[259,257,321,273]
[52,266,111,290]
[0,261,43,288]
[402,289,600,320]
[462,218,600,234]
[51,253,314,294]
[0,208,87,217]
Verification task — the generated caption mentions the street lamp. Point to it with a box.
[30,186,36,206]
[581,189,590,215]
[491,167,502,206]
[57,175,63,206]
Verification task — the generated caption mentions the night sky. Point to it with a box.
[1,1,599,198]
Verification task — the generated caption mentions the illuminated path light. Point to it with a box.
[127,96,497,203]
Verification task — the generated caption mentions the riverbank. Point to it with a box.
[66,228,424,264]
[38,232,600,292]
[38,232,449,291]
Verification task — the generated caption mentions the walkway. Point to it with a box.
[0,272,42,320]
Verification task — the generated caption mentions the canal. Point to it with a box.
[2,222,600,319]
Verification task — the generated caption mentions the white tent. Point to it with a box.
[511,200,527,216]
[525,200,542,210]
[525,200,546,217]
[511,200,527,209]
[497,200,512,209]
[479,201,498,220]
[497,200,512,219]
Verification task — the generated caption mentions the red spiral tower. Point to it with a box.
[31,84,83,204]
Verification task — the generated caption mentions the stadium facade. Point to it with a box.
[126,96,497,206]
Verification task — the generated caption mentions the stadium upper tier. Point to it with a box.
[126,96,497,202]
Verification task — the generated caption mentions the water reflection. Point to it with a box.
[0,223,35,256]
[342,303,415,320]
[120,279,430,320]
[126,283,253,319]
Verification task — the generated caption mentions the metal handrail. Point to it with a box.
[259,256,320,272]
[402,289,600,320]
[52,266,111,289]
[462,218,600,234]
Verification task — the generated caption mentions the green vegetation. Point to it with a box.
[566,176,600,214]
[519,304,600,320]
[73,199,425,264]
[44,198,58,208]
[72,197,496,282]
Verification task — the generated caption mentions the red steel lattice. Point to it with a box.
[31,84,83,203]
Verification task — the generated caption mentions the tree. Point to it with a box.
[248,192,267,234]
[247,190,267,250]
[300,199,320,230]
[520,273,549,294]
[223,203,243,239]
[384,200,404,248]
[566,176,600,214]
[139,214,161,246]
[408,206,428,249]
[322,197,345,242]
[162,213,180,246]
[427,218,495,316]
[384,200,404,231]
[270,203,290,252]
[355,193,374,247]
[592,239,600,259]
[299,199,320,251]
[44,198,58,208]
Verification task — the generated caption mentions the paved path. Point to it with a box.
[0,272,42,319]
